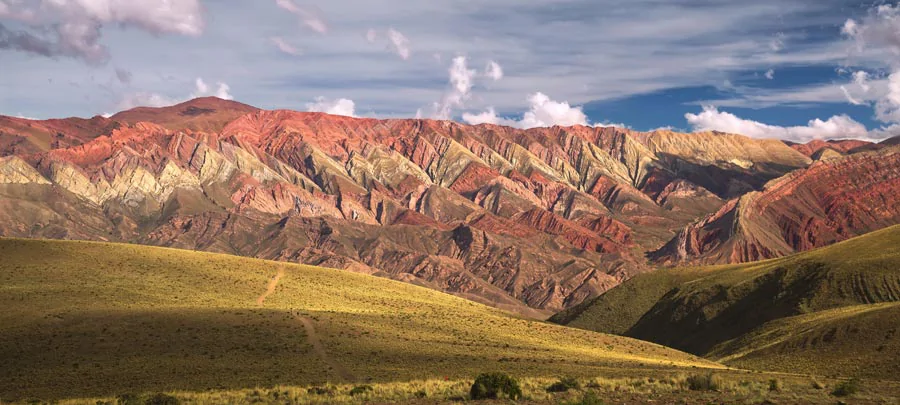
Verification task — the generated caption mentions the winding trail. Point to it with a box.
[254,266,355,382]
[256,267,284,305]
[292,312,356,382]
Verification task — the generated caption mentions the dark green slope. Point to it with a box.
[551,225,900,378]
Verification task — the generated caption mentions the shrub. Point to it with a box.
[564,391,605,405]
[547,376,581,393]
[307,386,336,396]
[349,385,374,397]
[832,378,862,397]
[116,393,141,405]
[470,372,523,400]
[686,373,721,391]
[143,393,179,405]
[768,378,782,392]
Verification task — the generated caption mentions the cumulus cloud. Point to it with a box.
[765,69,774,80]
[432,56,476,119]
[275,0,327,34]
[484,60,503,81]
[843,4,900,56]
[0,0,204,64]
[684,105,873,142]
[270,36,301,56]
[116,77,233,110]
[306,97,356,117]
[842,5,900,124]
[462,92,589,129]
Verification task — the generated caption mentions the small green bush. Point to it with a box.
[547,376,581,393]
[143,393,179,405]
[470,372,523,400]
[686,373,721,391]
[564,390,605,405]
[349,385,374,397]
[832,378,861,397]
[768,378,782,392]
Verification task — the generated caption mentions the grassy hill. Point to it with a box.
[552,224,900,379]
[0,238,718,402]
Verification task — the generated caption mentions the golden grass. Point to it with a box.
[0,238,718,402]
[48,373,900,404]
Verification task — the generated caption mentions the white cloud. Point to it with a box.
[462,92,589,129]
[275,0,327,34]
[853,71,871,92]
[0,0,204,64]
[843,4,900,56]
[116,92,180,110]
[386,28,410,60]
[116,77,232,110]
[461,107,500,125]
[214,82,233,100]
[764,69,774,80]
[484,60,503,81]
[841,86,864,105]
[684,105,872,142]
[306,97,356,117]
[365,29,377,43]
[192,78,210,96]
[432,56,476,119]
[270,36,301,56]
[875,71,900,123]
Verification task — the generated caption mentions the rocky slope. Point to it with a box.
[0,97,857,316]
[653,146,900,265]
[786,139,875,157]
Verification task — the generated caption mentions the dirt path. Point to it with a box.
[292,312,356,383]
[254,266,355,382]
[256,267,284,305]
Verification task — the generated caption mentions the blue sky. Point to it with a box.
[2,0,900,142]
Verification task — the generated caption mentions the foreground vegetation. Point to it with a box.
[553,224,900,379]
[45,373,900,404]
[0,238,717,402]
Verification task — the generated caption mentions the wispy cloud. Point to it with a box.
[275,0,327,34]
[270,36,301,56]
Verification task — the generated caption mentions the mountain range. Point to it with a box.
[2,97,899,317]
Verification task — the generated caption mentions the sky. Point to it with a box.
[3,1,900,142]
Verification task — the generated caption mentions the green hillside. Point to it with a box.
[552,224,900,378]
[0,238,717,402]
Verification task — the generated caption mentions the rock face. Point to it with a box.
[2,97,890,316]
[787,139,875,157]
[653,147,900,265]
